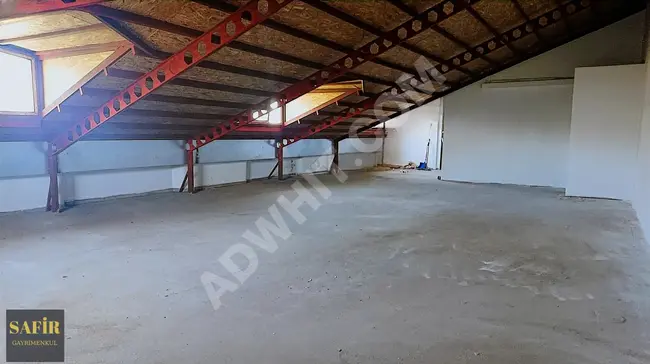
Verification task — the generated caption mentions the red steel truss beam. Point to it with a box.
[285,0,591,147]
[339,0,635,142]
[189,0,480,151]
[7,0,106,17]
[51,0,292,153]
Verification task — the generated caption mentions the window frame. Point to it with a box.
[0,45,41,116]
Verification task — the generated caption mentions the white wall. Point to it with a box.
[443,83,573,187]
[634,19,650,238]
[566,64,645,200]
[384,99,442,167]
[0,138,380,213]
[441,12,645,188]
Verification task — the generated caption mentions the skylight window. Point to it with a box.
[0,50,35,113]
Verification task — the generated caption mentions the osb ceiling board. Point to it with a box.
[127,23,191,53]
[406,28,465,59]
[472,1,525,33]
[0,10,99,40]
[376,46,427,72]
[401,0,444,13]
[208,46,316,80]
[517,0,557,19]
[113,55,286,93]
[324,0,412,32]
[266,1,376,49]
[42,51,114,106]
[484,46,515,64]
[537,20,568,41]
[460,58,492,76]
[106,0,228,31]
[85,75,265,104]
[353,62,405,85]
[438,10,492,47]
[123,24,316,79]
[10,27,123,51]
[510,32,542,52]
[439,69,465,84]
[61,93,243,115]
[364,83,391,95]
[238,24,342,65]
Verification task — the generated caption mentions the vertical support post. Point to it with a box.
[276,141,284,181]
[46,143,60,212]
[186,141,195,194]
[331,139,340,175]
[277,101,287,180]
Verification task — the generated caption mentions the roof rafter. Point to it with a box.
[464,6,524,56]
[193,0,421,76]
[301,0,594,144]
[303,0,490,73]
[511,0,550,45]
[2,0,105,18]
[84,5,396,88]
[338,0,640,141]
[51,0,294,152]
[189,0,479,150]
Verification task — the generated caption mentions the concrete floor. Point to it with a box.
[1,171,650,363]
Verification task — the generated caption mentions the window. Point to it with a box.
[0,50,35,113]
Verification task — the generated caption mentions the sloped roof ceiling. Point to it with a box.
[0,0,646,142]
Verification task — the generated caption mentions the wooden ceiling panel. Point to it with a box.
[471,1,525,33]
[406,28,465,59]
[0,11,99,40]
[376,46,424,72]
[113,55,286,92]
[323,0,412,32]
[517,0,558,19]
[266,1,375,49]
[438,10,493,47]
[10,27,123,51]
[401,0,444,13]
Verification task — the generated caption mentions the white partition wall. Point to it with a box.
[566,64,645,200]
[441,12,645,188]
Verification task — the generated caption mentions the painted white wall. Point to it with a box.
[0,138,379,213]
[443,83,574,187]
[384,100,442,167]
[634,20,650,238]
[441,12,645,188]
[566,64,645,200]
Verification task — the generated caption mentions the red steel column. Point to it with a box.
[187,144,195,194]
[46,143,60,212]
[330,139,339,175]
[277,102,287,180]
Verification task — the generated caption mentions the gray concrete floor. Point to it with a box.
[1,171,650,363]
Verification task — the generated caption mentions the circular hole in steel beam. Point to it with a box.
[84,118,91,130]
[226,21,236,36]
[156,69,165,83]
[145,77,154,90]
[76,124,82,136]
[68,131,73,141]
[211,33,221,45]
[197,41,207,56]
[112,99,121,112]
[93,112,100,124]
[241,11,252,26]
[258,0,269,14]
[103,106,110,118]
[123,92,131,105]
[184,51,193,65]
